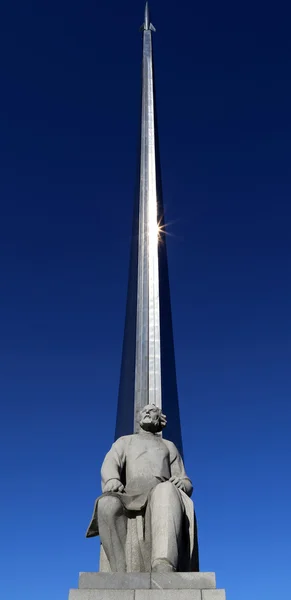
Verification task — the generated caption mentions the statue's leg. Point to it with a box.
[97,495,127,572]
[150,481,183,572]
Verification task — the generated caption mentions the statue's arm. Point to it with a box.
[167,441,193,497]
[101,437,126,493]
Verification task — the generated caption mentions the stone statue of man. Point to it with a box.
[86,404,196,573]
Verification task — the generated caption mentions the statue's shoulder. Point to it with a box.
[114,434,135,445]
[161,438,178,453]
[109,435,134,455]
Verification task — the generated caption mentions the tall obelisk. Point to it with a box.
[115,2,183,456]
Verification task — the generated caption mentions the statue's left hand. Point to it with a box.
[169,476,187,493]
[103,479,125,493]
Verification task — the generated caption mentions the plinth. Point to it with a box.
[69,572,226,600]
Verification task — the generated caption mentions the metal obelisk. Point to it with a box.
[115,2,183,456]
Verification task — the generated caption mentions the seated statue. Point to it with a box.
[86,404,197,573]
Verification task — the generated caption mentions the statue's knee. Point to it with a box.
[151,480,175,501]
[163,481,179,500]
[98,496,123,521]
[163,481,175,492]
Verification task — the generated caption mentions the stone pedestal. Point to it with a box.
[69,573,226,600]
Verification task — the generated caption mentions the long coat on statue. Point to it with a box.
[86,432,199,572]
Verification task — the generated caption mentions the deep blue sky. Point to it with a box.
[1,1,290,598]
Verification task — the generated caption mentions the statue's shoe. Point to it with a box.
[151,559,176,572]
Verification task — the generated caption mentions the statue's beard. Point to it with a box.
[140,419,160,433]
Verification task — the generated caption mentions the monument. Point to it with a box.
[68,3,226,599]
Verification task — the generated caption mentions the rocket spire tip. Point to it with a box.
[141,1,156,32]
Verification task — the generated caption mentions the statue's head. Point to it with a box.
[139,404,167,433]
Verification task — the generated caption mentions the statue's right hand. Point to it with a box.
[103,479,125,493]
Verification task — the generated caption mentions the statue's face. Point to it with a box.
[139,404,161,432]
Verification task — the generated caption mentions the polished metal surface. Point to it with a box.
[134,4,161,430]
[115,3,184,458]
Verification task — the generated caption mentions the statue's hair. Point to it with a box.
[159,410,167,431]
